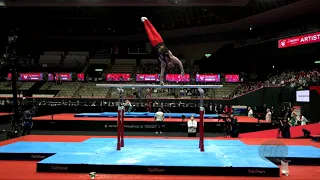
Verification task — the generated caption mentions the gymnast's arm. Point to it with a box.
[168,51,185,75]
[159,59,166,82]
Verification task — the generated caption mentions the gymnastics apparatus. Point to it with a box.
[96,84,223,152]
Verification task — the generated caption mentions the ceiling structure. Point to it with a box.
[5,0,250,7]
[4,0,317,38]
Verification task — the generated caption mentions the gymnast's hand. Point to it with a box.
[181,71,185,76]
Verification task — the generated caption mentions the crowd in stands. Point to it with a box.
[232,69,320,98]
[2,54,319,99]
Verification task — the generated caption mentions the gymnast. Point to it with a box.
[124,100,133,113]
[141,17,185,85]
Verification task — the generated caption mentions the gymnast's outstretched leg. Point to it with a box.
[142,17,163,47]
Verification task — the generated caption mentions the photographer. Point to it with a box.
[222,115,231,138]
[279,119,291,138]
[230,115,239,138]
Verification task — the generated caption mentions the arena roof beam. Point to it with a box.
[96,84,223,89]
[5,0,249,7]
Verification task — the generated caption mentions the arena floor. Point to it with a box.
[0,135,319,179]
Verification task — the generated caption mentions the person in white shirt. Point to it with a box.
[248,107,253,117]
[187,115,197,137]
[299,115,308,126]
[154,108,164,134]
[265,109,272,122]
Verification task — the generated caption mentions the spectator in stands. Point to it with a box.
[187,115,197,137]
[231,69,319,98]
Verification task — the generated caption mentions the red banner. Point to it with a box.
[278,32,320,48]
[77,73,85,81]
[225,74,240,82]
[106,74,130,81]
[166,74,190,82]
[7,73,12,80]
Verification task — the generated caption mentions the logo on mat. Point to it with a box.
[51,166,68,170]
[148,168,165,173]
[31,155,46,159]
[258,140,288,162]
[248,169,266,174]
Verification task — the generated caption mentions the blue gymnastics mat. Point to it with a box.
[0,138,319,176]
[74,112,219,118]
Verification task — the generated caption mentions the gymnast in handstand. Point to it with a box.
[141,17,185,85]
[124,100,133,113]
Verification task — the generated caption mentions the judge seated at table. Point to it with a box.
[187,115,197,137]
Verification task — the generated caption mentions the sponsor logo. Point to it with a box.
[278,40,286,48]
[275,159,291,163]
[258,140,288,162]
[278,32,320,48]
[248,169,266,174]
[51,166,68,170]
[148,168,165,173]
[105,124,165,129]
[31,155,46,159]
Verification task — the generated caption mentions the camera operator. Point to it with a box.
[222,115,231,138]
[230,115,239,138]
[279,119,291,138]
[21,110,33,136]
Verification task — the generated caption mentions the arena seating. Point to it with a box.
[86,58,111,78]
[0,82,35,91]
[63,55,86,68]
[75,82,112,98]
[39,52,62,67]
[40,82,81,97]
[109,59,136,74]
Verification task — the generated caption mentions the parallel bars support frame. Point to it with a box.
[117,88,125,150]
[105,85,210,152]
[198,88,205,152]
